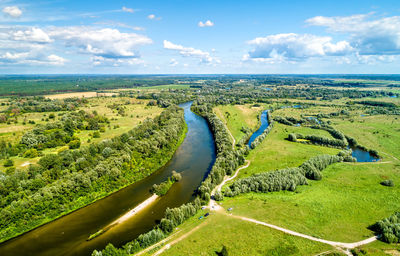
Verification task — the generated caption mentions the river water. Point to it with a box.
[247,110,269,148]
[0,101,216,256]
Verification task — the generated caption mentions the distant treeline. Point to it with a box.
[0,75,177,96]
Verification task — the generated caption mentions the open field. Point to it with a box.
[235,122,339,179]
[44,92,117,99]
[214,104,265,142]
[153,212,333,256]
[222,160,400,243]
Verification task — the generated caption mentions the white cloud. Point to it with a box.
[0,51,67,66]
[147,14,160,20]
[48,26,152,59]
[169,58,178,66]
[246,33,353,61]
[2,6,22,18]
[306,14,400,55]
[163,40,219,64]
[198,20,214,27]
[122,6,134,13]
[47,54,67,65]
[12,27,52,43]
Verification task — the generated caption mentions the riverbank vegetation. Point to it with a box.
[0,105,186,243]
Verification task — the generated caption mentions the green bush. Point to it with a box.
[3,159,14,167]
[68,139,81,149]
[23,148,39,158]
[380,180,394,187]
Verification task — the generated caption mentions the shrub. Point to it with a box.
[68,139,81,149]
[380,180,394,187]
[3,159,14,167]
[23,148,39,158]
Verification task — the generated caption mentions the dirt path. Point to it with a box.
[230,214,377,250]
[151,222,207,256]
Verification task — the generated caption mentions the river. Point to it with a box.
[0,101,216,256]
[247,110,269,147]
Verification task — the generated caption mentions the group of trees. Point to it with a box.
[92,198,202,256]
[0,106,186,242]
[5,97,85,114]
[5,110,108,157]
[150,171,182,196]
[224,151,354,197]
[288,133,347,148]
[373,212,400,243]
[191,100,246,203]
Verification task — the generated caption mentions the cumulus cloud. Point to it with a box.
[2,6,22,18]
[0,51,67,66]
[12,27,52,43]
[163,40,219,64]
[306,14,400,55]
[246,33,353,61]
[198,20,214,27]
[48,26,152,59]
[122,6,134,13]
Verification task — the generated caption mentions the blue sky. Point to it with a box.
[1,0,400,74]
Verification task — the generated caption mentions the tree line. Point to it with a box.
[224,151,354,197]
[92,198,202,256]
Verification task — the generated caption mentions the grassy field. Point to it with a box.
[331,114,400,161]
[235,122,339,179]
[0,97,163,172]
[222,160,400,243]
[153,212,333,256]
[138,84,190,90]
[214,104,265,142]
[44,91,116,99]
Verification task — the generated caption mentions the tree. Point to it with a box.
[3,159,14,167]
[68,139,81,149]
[171,170,182,181]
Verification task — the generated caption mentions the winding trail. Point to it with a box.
[229,214,378,254]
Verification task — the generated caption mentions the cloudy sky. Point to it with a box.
[1,0,400,74]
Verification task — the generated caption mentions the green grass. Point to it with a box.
[214,104,266,142]
[138,84,190,90]
[158,213,333,256]
[331,114,400,161]
[357,240,400,255]
[237,123,339,179]
[222,160,400,243]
